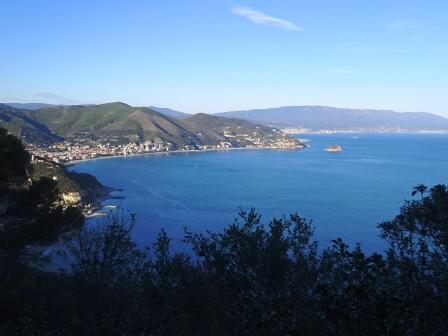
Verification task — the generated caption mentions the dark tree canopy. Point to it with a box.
[0,129,83,255]
[0,126,31,186]
[1,186,448,335]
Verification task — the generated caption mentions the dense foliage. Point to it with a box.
[0,127,83,255]
[32,161,106,203]
[0,127,30,188]
[1,185,448,335]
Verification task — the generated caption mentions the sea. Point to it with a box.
[69,133,448,253]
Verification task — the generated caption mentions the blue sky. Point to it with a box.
[1,0,447,116]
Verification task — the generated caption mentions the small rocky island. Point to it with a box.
[325,144,343,152]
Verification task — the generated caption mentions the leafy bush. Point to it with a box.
[1,185,448,334]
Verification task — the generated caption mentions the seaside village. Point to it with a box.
[26,137,175,164]
[25,129,303,164]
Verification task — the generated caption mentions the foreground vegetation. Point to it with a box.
[1,127,448,335]
[0,127,84,255]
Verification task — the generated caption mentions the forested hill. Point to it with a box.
[0,104,62,144]
[215,106,448,130]
[0,102,294,148]
[25,102,195,146]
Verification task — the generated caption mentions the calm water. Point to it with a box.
[70,133,448,253]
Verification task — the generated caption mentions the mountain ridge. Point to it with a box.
[0,102,296,149]
[149,106,191,119]
[3,102,447,141]
[0,104,63,144]
[215,106,448,130]
[2,102,60,110]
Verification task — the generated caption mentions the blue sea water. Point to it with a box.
[70,133,448,253]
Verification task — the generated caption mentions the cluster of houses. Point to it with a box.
[281,127,340,134]
[26,138,176,163]
[24,129,303,164]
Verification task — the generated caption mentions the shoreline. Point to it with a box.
[63,131,448,167]
[69,146,306,218]
[64,145,306,166]
[82,185,118,218]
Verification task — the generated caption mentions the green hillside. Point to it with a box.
[25,102,193,145]
[9,102,291,148]
[0,104,62,144]
[32,161,109,203]
[28,102,140,135]
[180,113,283,146]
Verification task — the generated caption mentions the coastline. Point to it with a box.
[82,184,118,218]
[64,145,307,166]
[69,146,306,218]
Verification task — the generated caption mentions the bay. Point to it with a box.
[70,133,448,253]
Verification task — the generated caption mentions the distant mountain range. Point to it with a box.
[0,102,289,148]
[3,103,448,140]
[3,103,62,110]
[215,106,448,131]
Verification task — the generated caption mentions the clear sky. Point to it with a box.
[1,0,447,116]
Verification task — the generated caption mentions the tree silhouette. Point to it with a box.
[0,127,31,192]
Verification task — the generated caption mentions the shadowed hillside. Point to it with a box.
[0,104,62,144]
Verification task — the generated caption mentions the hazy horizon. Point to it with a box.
[3,100,448,119]
[1,1,447,117]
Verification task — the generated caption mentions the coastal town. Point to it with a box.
[24,129,304,164]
